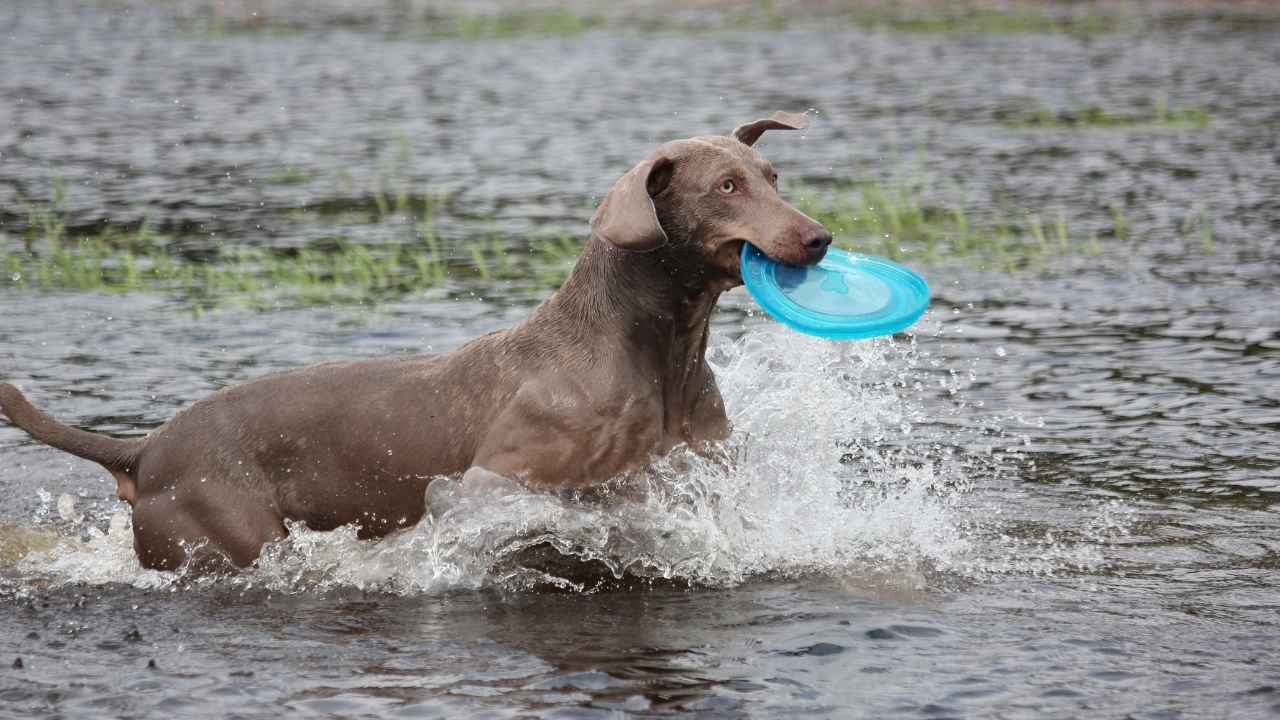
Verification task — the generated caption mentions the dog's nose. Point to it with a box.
[804,230,832,252]
[803,229,832,261]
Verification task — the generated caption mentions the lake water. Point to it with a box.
[1,2,1278,717]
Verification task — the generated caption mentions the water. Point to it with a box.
[2,2,1279,717]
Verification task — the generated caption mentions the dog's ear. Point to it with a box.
[732,111,810,147]
[591,155,675,252]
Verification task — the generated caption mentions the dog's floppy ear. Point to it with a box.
[732,110,810,147]
[591,155,675,252]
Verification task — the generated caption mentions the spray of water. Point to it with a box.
[12,325,1112,594]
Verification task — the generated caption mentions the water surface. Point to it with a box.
[1,2,1278,717]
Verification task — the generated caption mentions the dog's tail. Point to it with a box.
[0,383,144,472]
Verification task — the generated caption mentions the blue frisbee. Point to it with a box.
[740,243,930,340]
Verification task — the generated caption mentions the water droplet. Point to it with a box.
[56,494,77,521]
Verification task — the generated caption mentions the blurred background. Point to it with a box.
[1,1,1279,718]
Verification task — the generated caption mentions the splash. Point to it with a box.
[11,326,1074,594]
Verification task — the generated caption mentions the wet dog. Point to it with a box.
[0,112,831,571]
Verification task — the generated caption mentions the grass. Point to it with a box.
[788,180,1166,272]
[181,6,604,41]
[1004,97,1210,130]
[846,6,1117,35]
[445,8,602,39]
[431,3,1124,38]
[170,2,1280,41]
[173,2,1136,41]
[1,182,581,311]
[4,170,1216,310]
[262,166,311,186]
[1,228,582,311]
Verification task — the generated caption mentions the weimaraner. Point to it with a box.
[0,112,832,571]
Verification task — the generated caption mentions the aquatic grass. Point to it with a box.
[788,180,1151,270]
[4,173,1211,310]
[0,219,582,311]
[446,8,602,39]
[1180,209,1215,253]
[170,2,1139,42]
[847,6,1119,35]
[1154,9,1280,33]
[168,2,1280,43]
[1003,99,1210,130]
[1198,212,1214,253]
[262,166,311,186]
[177,5,603,41]
[176,12,307,39]
[1109,206,1129,241]
[611,3,1122,36]
[22,178,69,251]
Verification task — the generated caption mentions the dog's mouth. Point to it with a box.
[715,239,823,288]
[720,240,748,283]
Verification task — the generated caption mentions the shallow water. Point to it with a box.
[2,2,1280,718]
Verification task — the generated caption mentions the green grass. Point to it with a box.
[178,13,305,39]
[262,166,311,186]
[1,228,581,311]
[847,7,1118,35]
[1004,97,1210,130]
[170,2,1280,41]
[445,8,602,39]
[4,173,1215,310]
[2,181,581,311]
[173,2,1132,40]
[182,6,604,41]
[789,180,1152,272]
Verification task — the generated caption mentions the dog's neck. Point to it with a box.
[535,235,721,436]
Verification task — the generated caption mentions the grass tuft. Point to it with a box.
[1,229,582,311]
[262,166,312,185]
[1003,98,1210,130]
[847,6,1118,35]
[446,8,602,39]
[788,180,1179,271]
[3,174,1215,311]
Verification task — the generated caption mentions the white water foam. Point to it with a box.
[14,325,1106,594]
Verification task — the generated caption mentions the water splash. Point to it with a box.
[12,326,1104,594]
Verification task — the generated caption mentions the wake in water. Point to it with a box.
[13,324,1108,594]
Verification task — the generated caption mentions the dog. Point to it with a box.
[0,111,832,571]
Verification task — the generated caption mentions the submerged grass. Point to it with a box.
[262,166,312,186]
[171,2,1280,41]
[4,172,1214,310]
[1,228,581,312]
[1003,97,1210,130]
[1,181,581,311]
[181,6,604,41]
[445,8,602,39]
[787,180,1190,273]
[846,6,1118,35]
[175,2,1136,40]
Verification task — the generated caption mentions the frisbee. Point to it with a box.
[740,243,930,340]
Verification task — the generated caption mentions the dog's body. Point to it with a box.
[0,113,831,571]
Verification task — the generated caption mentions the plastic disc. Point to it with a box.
[740,244,930,340]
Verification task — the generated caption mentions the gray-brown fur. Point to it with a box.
[0,113,831,572]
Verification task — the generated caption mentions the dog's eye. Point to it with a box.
[718,179,736,194]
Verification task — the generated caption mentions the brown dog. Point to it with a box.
[0,112,831,571]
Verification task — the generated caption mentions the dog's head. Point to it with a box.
[591,111,831,291]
